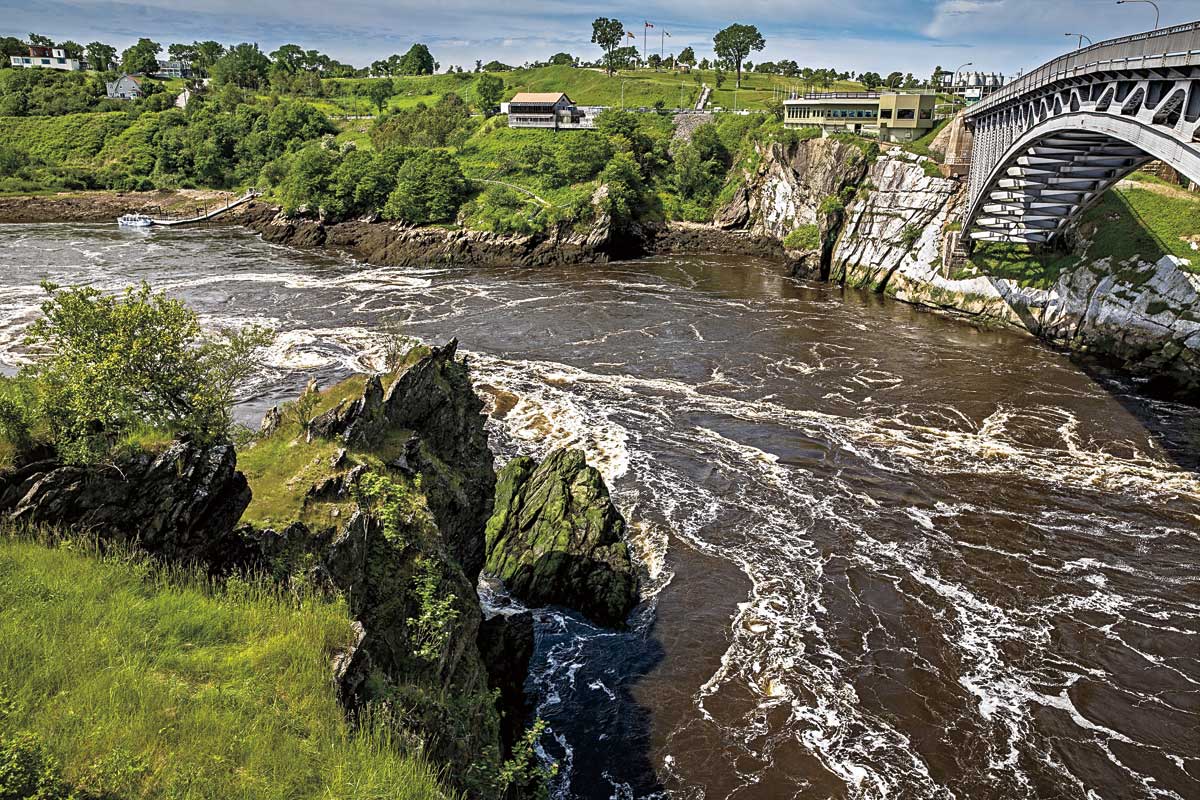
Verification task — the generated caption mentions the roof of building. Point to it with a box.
[509,92,572,104]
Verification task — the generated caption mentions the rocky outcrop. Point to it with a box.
[713,136,873,241]
[829,152,961,287]
[241,201,616,268]
[0,441,251,568]
[305,339,496,581]
[478,611,536,754]
[485,449,639,628]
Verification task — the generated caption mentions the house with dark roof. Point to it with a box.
[106,75,145,100]
[10,45,82,71]
[503,92,595,129]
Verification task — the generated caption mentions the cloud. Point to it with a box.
[3,0,1193,75]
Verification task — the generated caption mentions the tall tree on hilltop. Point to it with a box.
[57,41,83,60]
[712,23,764,88]
[28,33,54,47]
[591,17,624,76]
[677,46,696,68]
[212,42,270,88]
[192,41,225,77]
[121,38,161,75]
[397,43,435,75]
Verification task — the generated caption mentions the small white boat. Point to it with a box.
[117,213,154,228]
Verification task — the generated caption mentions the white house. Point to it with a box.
[106,75,145,100]
[10,46,82,72]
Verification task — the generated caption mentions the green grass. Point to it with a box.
[322,65,863,114]
[905,117,951,161]
[0,532,452,800]
[0,112,131,166]
[959,172,1200,287]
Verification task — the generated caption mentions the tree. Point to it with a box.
[712,23,764,88]
[269,43,305,73]
[591,17,624,76]
[121,38,161,75]
[677,46,696,68]
[212,43,270,88]
[382,150,468,224]
[57,41,83,60]
[860,71,883,90]
[192,41,225,76]
[698,57,710,71]
[481,60,513,72]
[475,72,504,115]
[83,42,115,72]
[366,79,392,113]
[397,43,435,75]
[474,59,482,73]
[28,34,54,48]
[548,52,574,66]
[930,65,945,89]
[19,282,273,463]
[885,71,904,89]
[167,42,198,64]
[647,54,662,71]
[714,69,726,89]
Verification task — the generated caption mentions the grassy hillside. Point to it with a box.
[962,172,1200,287]
[321,65,864,115]
[0,533,452,800]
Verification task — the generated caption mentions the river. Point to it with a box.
[1,223,1197,800]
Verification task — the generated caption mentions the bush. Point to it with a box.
[15,283,273,463]
[784,224,820,251]
[0,732,67,800]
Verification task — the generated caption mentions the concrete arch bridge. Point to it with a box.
[962,21,1200,245]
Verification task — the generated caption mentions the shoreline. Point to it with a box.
[6,190,1196,400]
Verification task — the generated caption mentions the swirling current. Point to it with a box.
[1,223,1197,799]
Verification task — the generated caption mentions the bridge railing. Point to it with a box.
[965,19,1200,117]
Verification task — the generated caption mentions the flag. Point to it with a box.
[626,31,636,39]
[665,31,671,37]
[645,21,654,28]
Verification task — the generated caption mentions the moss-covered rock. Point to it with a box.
[485,449,639,627]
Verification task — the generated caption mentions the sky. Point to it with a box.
[1,0,1194,78]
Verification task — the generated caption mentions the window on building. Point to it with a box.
[919,108,932,119]
[898,109,915,120]
[880,108,892,119]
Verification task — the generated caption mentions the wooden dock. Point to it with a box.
[148,190,262,226]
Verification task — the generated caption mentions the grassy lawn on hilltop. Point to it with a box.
[321,65,865,114]
[0,533,452,800]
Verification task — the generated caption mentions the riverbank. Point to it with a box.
[6,182,1197,397]
[0,189,242,224]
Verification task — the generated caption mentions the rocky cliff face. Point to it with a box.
[0,442,251,568]
[714,137,1200,394]
[240,201,617,268]
[714,136,873,240]
[485,448,639,628]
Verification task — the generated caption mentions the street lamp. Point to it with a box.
[1116,0,1160,30]
[953,61,974,89]
[1065,32,1093,48]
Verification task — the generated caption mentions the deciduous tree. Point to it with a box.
[591,17,624,76]
[121,38,161,75]
[712,23,764,88]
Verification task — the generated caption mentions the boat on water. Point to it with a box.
[117,213,154,228]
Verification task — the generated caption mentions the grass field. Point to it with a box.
[319,65,865,115]
[0,533,452,800]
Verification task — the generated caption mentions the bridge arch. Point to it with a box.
[961,20,1200,245]
[963,112,1200,243]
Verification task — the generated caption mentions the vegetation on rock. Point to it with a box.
[485,448,639,627]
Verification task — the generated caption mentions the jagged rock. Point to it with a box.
[485,449,639,627]
[0,442,251,569]
[478,611,535,755]
[331,620,371,707]
[260,406,282,437]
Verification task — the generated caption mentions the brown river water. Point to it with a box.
[1,223,1197,799]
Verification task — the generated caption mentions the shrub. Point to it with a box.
[16,282,274,463]
[783,224,820,251]
[0,732,67,800]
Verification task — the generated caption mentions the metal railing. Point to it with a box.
[966,19,1200,117]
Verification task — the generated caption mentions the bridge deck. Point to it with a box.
[149,191,262,226]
